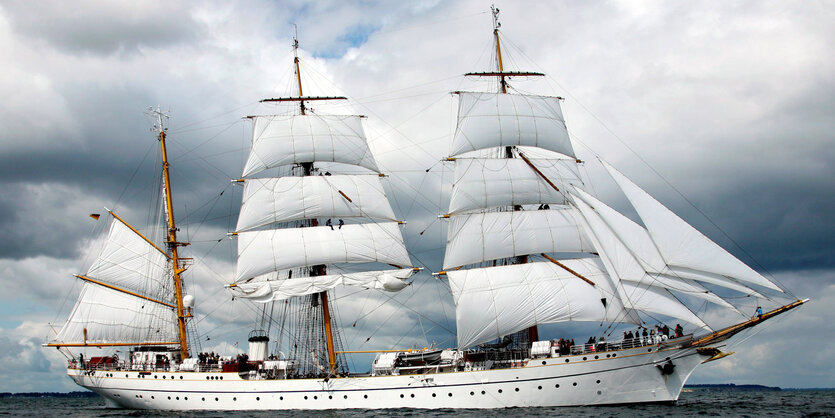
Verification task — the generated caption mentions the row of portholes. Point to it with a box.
[124,374,183,380]
[133,382,600,403]
[206,376,224,380]
[565,353,618,363]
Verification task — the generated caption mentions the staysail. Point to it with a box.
[52,214,179,346]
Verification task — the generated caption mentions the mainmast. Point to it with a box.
[152,107,191,359]
[262,32,341,376]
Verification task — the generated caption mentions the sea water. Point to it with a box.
[0,389,832,417]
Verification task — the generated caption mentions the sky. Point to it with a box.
[0,0,832,392]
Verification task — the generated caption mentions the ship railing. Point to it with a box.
[568,336,669,355]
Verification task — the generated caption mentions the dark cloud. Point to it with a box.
[2,0,200,56]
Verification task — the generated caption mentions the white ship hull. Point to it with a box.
[68,344,710,410]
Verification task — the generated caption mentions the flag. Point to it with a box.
[89,213,101,220]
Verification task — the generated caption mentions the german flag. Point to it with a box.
[89,213,101,220]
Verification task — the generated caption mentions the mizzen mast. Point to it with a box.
[152,107,191,359]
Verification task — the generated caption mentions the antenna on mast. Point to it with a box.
[492,4,501,30]
[148,106,170,137]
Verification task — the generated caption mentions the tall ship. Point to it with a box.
[46,8,806,410]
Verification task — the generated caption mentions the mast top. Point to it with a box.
[491,4,501,32]
[148,106,170,137]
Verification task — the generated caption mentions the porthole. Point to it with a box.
[344,395,348,399]
[180,376,183,379]
[410,394,415,398]
[432,393,436,397]
[206,376,210,380]
[555,384,560,388]
[280,396,284,400]
[648,348,652,352]
[448,393,452,397]
[606,354,611,358]
[328,395,332,399]
[167,396,171,400]
[176,397,179,400]
[256,397,260,401]
[162,376,166,379]
[583,357,587,361]
[498,389,503,393]
[514,388,519,392]
[313,396,318,400]
[594,355,599,359]
[154,375,157,379]
[151,396,154,399]
[470,391,474,396]
[573,382,578,387]
[202,398,205,401]
[596,380,601,384]
[184,397,188,401]
[612,353,617,357]
[565,359,570,363]
[233,397,237,401]
[215,397,219,401]
[481,390,486,395]
[364,394,368,399]
[400,394,404,398]
[541,361,546,365]
[597,390,602,395]
[220,376,223,380]
[304,396,308,400]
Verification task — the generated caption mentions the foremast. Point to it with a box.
[474,5,546,344]
[153,108,191,360]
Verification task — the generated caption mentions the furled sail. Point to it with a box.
[447,259,636,348]
[443,208,593,269]
[53,282,178,345]
[451,92,575,158]
[243,114,380,177]
[236,222,412,281]
[86,216,169,296]
[448,157,581,214]
[236,175,397,232]
[601,161,782,292]
[231,268,417,302]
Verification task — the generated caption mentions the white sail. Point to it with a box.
[572,186,763,298]
[620,282,709,329]
[86,217,169,296]
[236,175,397,232]
[447,260,634,349]
[601,161,782,292]
[443,208,592,269]
[243,114,380,177]
[451,92,575,158]
[231,268,416,302]
[570,188,738,311]
[53,282,179,345]
[448,158,581,214]
[236,222,411,281]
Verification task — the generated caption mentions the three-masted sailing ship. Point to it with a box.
[46,8,806,410]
